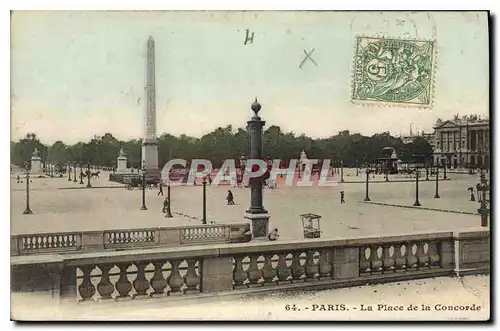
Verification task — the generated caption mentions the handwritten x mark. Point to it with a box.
[299,48,318,68]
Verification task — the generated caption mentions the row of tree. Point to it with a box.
[10,126,434,169]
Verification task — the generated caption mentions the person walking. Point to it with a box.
[226,190,235,205]
[16,174,20,183]
[340,190,345,204]
[158,182,164,196]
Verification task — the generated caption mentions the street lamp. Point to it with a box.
[364,168,371,202]
[165,183,173,218]
[68,162,72,181]
[23,162,33,215]
[340,160,345,183]
[86,163,92,188]
[79,163,84,184]
[476,171,490,227]
[140,160,147,210]
[425,159,429,181]
[202,176,207,224]
[385,161,389,182]
[73,161,77,183]
[433,165,440,199]
[413,166,421,206]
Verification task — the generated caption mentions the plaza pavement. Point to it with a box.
[11,170,486,237]
[10,275,489,321]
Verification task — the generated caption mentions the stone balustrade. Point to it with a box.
[11,223,250,256]
[10,229,490,301]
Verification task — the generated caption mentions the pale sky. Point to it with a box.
[11,11,489,144]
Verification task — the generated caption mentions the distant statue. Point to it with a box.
[118,148,126,157]
[32,148,40,157]
[300,150,308,163]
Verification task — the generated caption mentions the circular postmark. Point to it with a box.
[354,38,434,104]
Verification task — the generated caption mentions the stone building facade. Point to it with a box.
[433,116,490,169]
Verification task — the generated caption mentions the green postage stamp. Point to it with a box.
[352,37,435,107]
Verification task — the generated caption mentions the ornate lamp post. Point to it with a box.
[86,163,92,188]
[425,158,429,181]
[413,166,421,206]
[476,171,490,227]
[340,160,345,183]
[244,98,270,239]
[165,184,173,218]
[68,162,72,181]
[356,160,359,176]
[79,163,84,184]
[140,160,147,210]
[443,159,447,180]
[385,161,389,182]
[73,161,77,183]
[23,162,33,215]
[433,165,440,199]
[202,176,207,224]
[364,168,371,202]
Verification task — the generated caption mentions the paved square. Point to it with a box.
[11,170,485,239]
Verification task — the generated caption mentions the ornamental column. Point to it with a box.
[244,98,270,239]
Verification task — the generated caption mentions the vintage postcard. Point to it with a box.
[10,11,490,321]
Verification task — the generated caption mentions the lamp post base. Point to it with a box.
[413,200,421,207]
[433,194,440,199]
[244,212,270,239]
[141,206,147,211]
[364,196,371,202]
[165,209,173,218]
[23,208,33,215]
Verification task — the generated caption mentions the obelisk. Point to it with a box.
[142,36,160,180]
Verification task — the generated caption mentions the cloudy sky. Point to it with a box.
[11,11,489,144]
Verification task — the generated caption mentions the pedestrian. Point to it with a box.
[16,174,20,183]
[158,182,164,196]
[340,190,345,204]
[208,175,212,185]
[268,228,279,241]
[162,196,170,213]
[227,190,235,205]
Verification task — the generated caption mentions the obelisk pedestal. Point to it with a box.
[142,36,160,180]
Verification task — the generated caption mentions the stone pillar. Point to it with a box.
[116,149,128,173]
[30,154,42,176]
[244,98,270,239]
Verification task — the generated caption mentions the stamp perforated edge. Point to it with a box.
[350,35,438,110]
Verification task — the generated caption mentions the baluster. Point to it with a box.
[394,244,407,272]
[359,246,371,275]
[370,246,383,274]
[96,264,115,300]
[407,243,418,270]
[78,266,96,301]
[47,236,53,248]
[150,261,168,297]
[22,238,28,251]
[417,242,430,269]
[305,251,319,281]
[133,262,151,299]
[183,260,200,294]
[261,254,276,285]
[277,253,291,284]
[37,236,42,249]
[291,252,305,283]
[70,235,76,247]
[115,263,132,300]
[233,255,248,289]
[382,245,395,273]
[247,255,262,288]
[428,242,441,268]
[168,260,184,295]
[318,249,332,280]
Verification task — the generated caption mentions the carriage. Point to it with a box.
[124,175,159,190]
